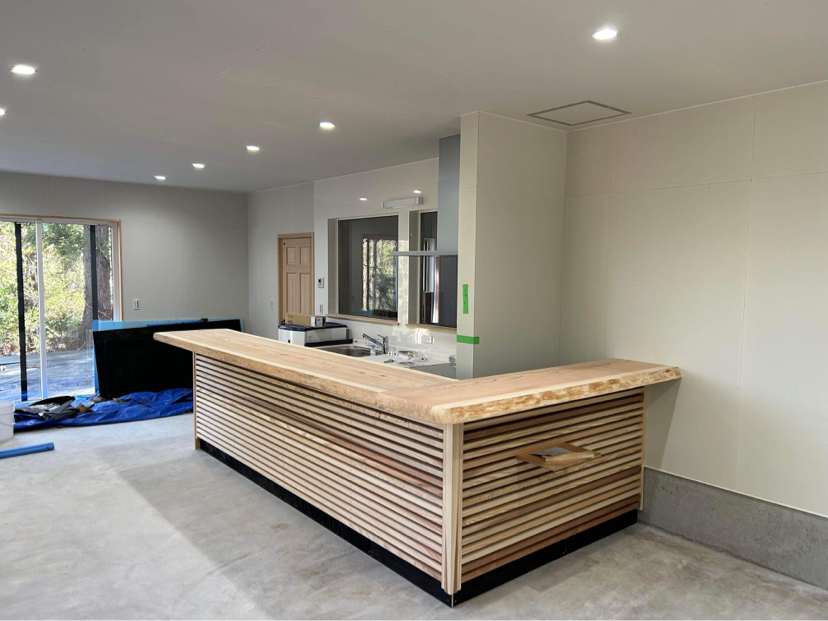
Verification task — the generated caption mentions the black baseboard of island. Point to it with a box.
[200,439,637,607]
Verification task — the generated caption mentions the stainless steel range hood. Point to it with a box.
[391,134,459,257]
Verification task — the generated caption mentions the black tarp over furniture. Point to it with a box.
[92,320,241,398]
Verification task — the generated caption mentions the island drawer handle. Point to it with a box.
[517,442,600,472]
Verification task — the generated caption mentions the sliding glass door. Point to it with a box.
[0,218,120,403]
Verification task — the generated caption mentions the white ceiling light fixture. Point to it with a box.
[319,121,335,130]
[154,175,166,181]
[359,197,367,201]
[11,64,36,75]
[592,27,618,41]
[192,163,205,169]
[0,108,5,117]
[246,145,260,152]
[413,190,421,194]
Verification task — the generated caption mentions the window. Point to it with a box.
[337,215,398,320]
[418,211,457,329]
[0,217,120,402]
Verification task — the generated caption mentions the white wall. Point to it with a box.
[247,182,314,339]
[0,171,248,325]
[562,81,828,517]
[458,112,567,378]
[245,159,456,358]
[313,159,456,358]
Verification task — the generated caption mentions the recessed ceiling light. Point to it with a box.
[0,108,5,117]
[11,64,36,75]
[413,190,421,194]
[192,163,205,169]
[592,27,618,40]
[319,121,335,130]
[359,197,367,201]
[246,145,260,152]
[154,175,166,181]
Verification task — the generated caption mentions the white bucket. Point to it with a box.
[0,401,14,442]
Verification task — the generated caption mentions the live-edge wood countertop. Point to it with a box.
[155,329,680,425]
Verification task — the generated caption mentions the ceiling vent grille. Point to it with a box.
[528,100,629,127]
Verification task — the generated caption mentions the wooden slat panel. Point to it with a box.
[464,389,644,435]
[462,500,639,581]
[459,390,644,581]
[197,361,444,456]
[193,355,444,581]
[196,407,442,540]
[196,358,444,441]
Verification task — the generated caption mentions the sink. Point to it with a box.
[318,344,375,358]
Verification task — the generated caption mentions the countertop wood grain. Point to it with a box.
[155,329,680,425]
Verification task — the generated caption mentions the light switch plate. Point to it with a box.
[270,298,274,309]
[132,298,140,310]
[317,277,324,288]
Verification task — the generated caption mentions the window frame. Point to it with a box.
[408,209,457,332]
[331,213,401,324]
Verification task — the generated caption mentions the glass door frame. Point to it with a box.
[0,214,122,400]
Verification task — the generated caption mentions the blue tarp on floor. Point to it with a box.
[13,388,194,431]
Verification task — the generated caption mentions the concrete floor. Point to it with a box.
[2,415,828,620]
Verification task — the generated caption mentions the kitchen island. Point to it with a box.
[155,329,680,606]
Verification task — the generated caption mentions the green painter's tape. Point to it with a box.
[462,284,469,314]
[456,335,479,345]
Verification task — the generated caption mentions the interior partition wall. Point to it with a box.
[0,216,122,403]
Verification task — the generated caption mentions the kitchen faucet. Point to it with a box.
[362,333,389,355]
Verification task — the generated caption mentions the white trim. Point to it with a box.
[35,222,48,399]
[110,223,122,321]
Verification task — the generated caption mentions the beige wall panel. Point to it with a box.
[103,181,247,228]
[611,97,755,193]
[560,194,610,365]
[565,125,613,198]
[0,171,49,215]
[47,176,107,218]
[0,170,248,325]
[753,81,828,180]
[120,220,186,319]
[247,182,314,338]
[248,182,314,234]
[456,184,477,381]
[737,173,828,515]
[476,113,567,197]
[605,182,751,488]
[178,223,248,321]
[459,113,479,190]
[472,186,564,377]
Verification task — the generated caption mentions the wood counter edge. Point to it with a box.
[155,331,681,426]
[376,364,682,425]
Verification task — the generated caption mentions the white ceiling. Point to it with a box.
[1,0,827,192]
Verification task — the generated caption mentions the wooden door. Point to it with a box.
[279,235,314,322]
